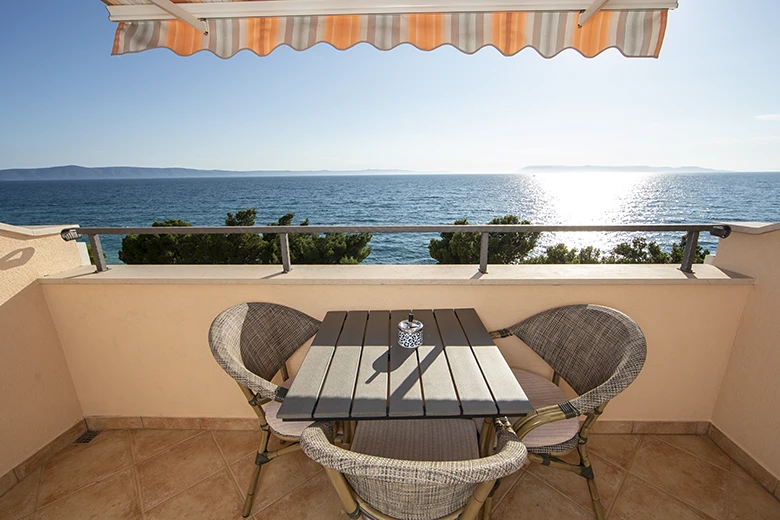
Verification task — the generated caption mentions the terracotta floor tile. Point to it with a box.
[608,474,714,520]
[136,431,226,511]
[0,468,40,520]
[588,434,643,469]
[653,435,732,470]
[528,452,626,513]
[229,448,322,514]
[38,430,133,507]
[630,436,729,520]
[731,461,760,484]
[130,429,201,462]
[212,430,263,464]
[490,466,527,511]
[491,473,591,519]
[36,468,140,520]
[728,473,780,520]
[145,469,243,520]
[253,471,343,520]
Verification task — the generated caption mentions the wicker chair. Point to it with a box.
[301,418,527,520]
[480,304,647,520]
[208,302,321,518]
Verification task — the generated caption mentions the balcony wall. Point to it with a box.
[40,263,750,426]
[0,225,84,481]
[711,224,780,487]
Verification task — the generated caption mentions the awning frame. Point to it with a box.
[107,0,678,35]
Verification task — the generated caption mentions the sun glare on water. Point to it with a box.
[525,171,653,251]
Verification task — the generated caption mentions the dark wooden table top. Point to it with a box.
[277,309,532,421]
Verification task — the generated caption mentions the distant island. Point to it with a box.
[520,165,728,173]
[0,164,739,181]
[0,165,414,181]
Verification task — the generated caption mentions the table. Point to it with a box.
[277,308,532,421]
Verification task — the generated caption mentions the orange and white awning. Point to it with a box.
[102,0,676,59]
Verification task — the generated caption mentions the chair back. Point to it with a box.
[209,302,320,399]
[301,422,526,520]
[499,305,646,407]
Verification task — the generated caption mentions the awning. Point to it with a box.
[102,0,676,59]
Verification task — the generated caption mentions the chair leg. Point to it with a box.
[481,479,501,519]
[577,438,605,520]
[324,468,363,519]
[242,426,271,518]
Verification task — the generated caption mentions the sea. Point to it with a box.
[1,172,779,265]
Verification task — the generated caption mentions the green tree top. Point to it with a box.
[428,215,540,264]
[119,209,372,265]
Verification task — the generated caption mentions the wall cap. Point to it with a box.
[39,263,754,286]
[717,222,780,235]
[0,222,78,237]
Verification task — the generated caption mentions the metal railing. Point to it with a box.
[60,223,732,275]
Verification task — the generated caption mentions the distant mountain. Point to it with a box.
[520,165,728,173]
[0,165,413,181]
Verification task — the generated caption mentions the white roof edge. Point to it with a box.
[717,222,780,235]
[107,0,678,22]
[0,222,79,237]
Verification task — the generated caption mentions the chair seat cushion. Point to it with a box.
[476,369,580,454]
[352,419,479,461]
[264,377,312,439]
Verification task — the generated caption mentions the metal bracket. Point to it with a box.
[579,464,595,480]
[279,233,292,273]
[255,452,271,465]
[710,224,732,239]
[579,0,609,27]
[60,228,82,241]
[679,230,700,274]
[347,505,361,520]
[479,232,489,274]
[147,0,208,34]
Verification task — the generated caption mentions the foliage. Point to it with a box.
[529,244,603,264]
[428,215,541,264]
[118,219,198,264]
[119,209,372,265]
[264,213,372,265]
[604,237,670,264]
[524,235,710,265]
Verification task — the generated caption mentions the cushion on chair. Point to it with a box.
[264,377,312,439]
[352,419,479,461]
[476,369,580,454]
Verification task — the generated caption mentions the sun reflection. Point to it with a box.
[524,172,653,252]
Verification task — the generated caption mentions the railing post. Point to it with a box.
[280,233,292,273]
[88,234,109,272]
[679,230,699,274]
[479,232,489,274]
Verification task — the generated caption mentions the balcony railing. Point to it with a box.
[60,223,732,275]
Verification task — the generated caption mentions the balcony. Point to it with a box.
[1,221,779,519]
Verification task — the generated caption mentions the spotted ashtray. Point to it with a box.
[398,313,424,349]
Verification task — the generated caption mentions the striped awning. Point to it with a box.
[102,1,675,59]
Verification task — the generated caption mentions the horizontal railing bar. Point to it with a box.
[62,224,724,236]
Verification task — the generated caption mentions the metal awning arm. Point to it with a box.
[107,0,679,22]
[145,0,208,34]
[579,0,609,27]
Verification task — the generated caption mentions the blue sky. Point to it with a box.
[0,0,779,173]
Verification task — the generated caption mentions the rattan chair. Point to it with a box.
[301,418,527,520]
[480,304,647,520]
[209,302,321,518]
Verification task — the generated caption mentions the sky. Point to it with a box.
[0,0,779,173]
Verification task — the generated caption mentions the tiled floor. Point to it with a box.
[1,430,779,520]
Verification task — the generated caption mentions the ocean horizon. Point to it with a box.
[2,170,779,265]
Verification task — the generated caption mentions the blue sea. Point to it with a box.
[2,172,779,264]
